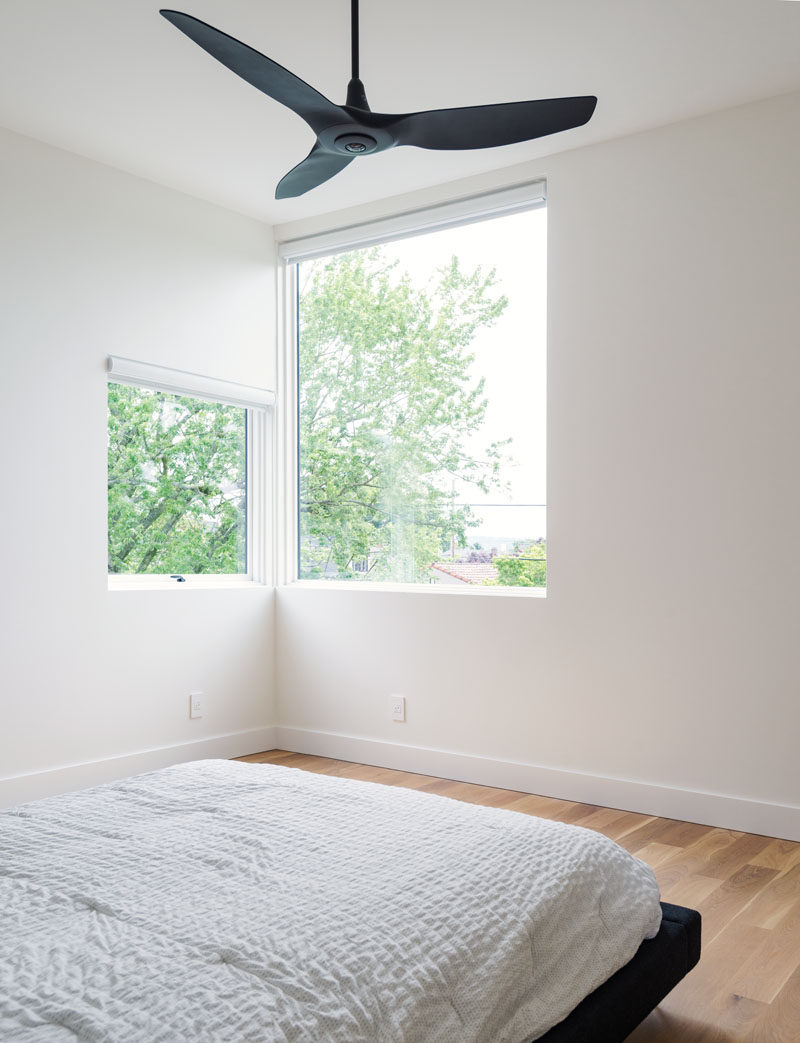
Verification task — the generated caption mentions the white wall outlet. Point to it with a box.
[189,691,203,719]
[389,695,405,722]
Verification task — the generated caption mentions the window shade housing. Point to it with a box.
[278,180,546,265]
[107,356,275,411]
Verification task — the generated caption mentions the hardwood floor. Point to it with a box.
[238,750,800,1043]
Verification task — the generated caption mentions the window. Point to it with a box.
[106,357,273,585]
[280,182,547,592]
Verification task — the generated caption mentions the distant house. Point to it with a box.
[429,561,498,585]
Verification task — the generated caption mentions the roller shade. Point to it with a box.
[278,179,546,264]
[107,356,275,410]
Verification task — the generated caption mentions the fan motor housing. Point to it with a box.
[318,123,394,155]
[336,133,378,154]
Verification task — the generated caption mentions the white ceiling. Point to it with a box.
[1,1,799,224]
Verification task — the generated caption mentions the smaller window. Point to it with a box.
[106,357,272,585]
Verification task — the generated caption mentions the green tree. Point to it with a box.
[488,540,547,587]
[298,248,509,581]
[107,384,246,574]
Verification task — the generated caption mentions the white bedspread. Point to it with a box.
[0,759,661,1042]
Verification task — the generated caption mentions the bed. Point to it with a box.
[0,759,700,1042]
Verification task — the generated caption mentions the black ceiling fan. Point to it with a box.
[160,3,597,200]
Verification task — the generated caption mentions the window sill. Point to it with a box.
[108,576,266,591]
[283,579,546,599]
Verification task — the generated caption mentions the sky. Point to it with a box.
[381,207,547,548]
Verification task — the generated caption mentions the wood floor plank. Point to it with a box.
[331,762,432,787]
[554,801,606,825]
[594,810,658,842]
[624,1006,742,1043]
[615,816,713,858]
[650,918,769,1040]
[652,819,715,848]
[417,779,526,807]
[749,838,800,873]
[654,829,742,892]
[566,806,630,832]
[696,863,779,945]
[326,762,397,781]
[267,752,343,772]
[372,769,444,790]
[691,994,768,1042]
[238,750,296,764]
[737,862,800,931]
[658,873,722,909]
[459,784,529,808]
[613,817,680,855]
[743,962,800,1043]
[635,841,685,869]
[702,834,773,881]
[728,896,800,1004]
[504,793,578,819]
[235,751,800,1043]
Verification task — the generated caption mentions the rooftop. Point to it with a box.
[430,562,499,585]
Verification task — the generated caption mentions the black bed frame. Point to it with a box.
[537,902,701,1043]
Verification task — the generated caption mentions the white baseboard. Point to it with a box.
[0,726,278,808]
[275,726,800,843]
[7,725,798,843]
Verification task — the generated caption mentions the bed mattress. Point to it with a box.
[0,759,662,1042]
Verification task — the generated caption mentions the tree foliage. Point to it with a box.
[107,384,246,574]
[488,540,547,587]
[298,248,509,581]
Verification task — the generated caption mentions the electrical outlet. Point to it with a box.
[189,691,203,719]
[389,695,405,722]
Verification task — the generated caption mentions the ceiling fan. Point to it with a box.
[160,2,597,200]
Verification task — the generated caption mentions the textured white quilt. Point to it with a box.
[0,759,661,1042]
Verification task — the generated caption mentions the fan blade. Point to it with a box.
[160,10,345,134]
[275,144,353,199]
[392,96,597,151]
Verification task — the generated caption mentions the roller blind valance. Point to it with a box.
[107,356,275,410]
[277,179,546,265]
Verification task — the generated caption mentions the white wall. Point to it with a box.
[273,90,800,840]
[0,127,277,804]
[2,89,798,837]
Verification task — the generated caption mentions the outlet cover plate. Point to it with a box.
[389,695,405,722]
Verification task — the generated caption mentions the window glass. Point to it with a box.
[296,206,546,589]
[107,383,247,574]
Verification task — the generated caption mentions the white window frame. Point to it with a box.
[276,179,547,594]
[106,356,274,589]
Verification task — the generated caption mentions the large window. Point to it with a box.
[106,357,272,584]
[286,183,547,591]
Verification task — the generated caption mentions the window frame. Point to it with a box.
[106,356,274,589]
[276,180,547,593]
